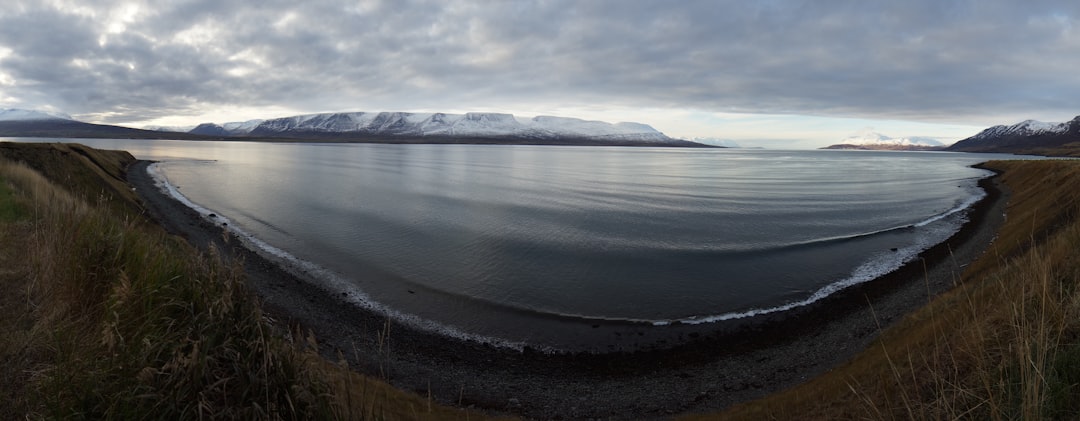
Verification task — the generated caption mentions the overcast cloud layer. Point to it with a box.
[1,0,1079,143]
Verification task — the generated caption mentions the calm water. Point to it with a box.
[3,139,1015,351]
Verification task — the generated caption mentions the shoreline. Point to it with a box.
[128,160,1007,419]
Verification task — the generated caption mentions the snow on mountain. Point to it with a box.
[440,113,526,137]
[904,136,945,146]
[250,112,421,134]
[965,119,1071,142]
[222,119,264,132]
[188,119,265,136]
[946,116,1080,154]
[188,123,230,136]
[0,108,73,121]
[689,137,741,147]
[228,111,673,142]
[837,129,944,147]
[526,116,670,141]
[144,124,197,133]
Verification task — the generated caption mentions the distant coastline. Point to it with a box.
[820,143,947,151]
[0,109,716,148]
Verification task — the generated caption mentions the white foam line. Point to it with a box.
[915,188,986,228]
[652,181,987,326]
[147,162,545,353]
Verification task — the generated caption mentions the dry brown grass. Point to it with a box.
[0,144,492,420]
[688,159,1080,420]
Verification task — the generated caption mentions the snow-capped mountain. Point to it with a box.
[189,119,265,136]
[822,129,945,150]
[195,111,684,144]
[838,129,944,147]
[947,116,1080,155]
[224,119,265,133]
[0,107,706,147]
[0,108,72,121]
[144,124,197,133]
[958,119,1071,143]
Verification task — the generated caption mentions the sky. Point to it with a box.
[1,1,1079,148]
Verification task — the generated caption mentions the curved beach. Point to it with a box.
[128,160,1006,419]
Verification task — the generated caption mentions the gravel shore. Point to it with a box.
[128,160,1006,420]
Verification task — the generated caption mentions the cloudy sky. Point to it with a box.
[1,0,1078,148]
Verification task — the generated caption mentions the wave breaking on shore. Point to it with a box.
[147,161,993,353]
[147,163,543,352]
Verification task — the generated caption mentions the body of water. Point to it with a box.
[3,139,1014,351]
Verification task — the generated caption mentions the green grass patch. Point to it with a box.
[1045,342,1080,418]
[0,179,26,221]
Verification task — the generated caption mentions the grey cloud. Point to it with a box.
[1,0,1079,125]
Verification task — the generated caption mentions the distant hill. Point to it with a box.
[0,108,214,140]
[0,119,213,140]
[688,137,738,147]
[0,108,72,121]
[821,129,946,151]
[947,117,1080,156]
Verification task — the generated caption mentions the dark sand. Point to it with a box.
[128,160,1006,420]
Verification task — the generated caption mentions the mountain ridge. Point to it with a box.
[196,111,685,145]
[947,116,1080,155]
[0,108,710,147]
[0,108,73,122]
[0,116,213,140]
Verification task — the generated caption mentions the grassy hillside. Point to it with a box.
[1040,145,1080,157]
[0,142,486,420]
[700,159,1080,420]
[983,144,1080,158]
